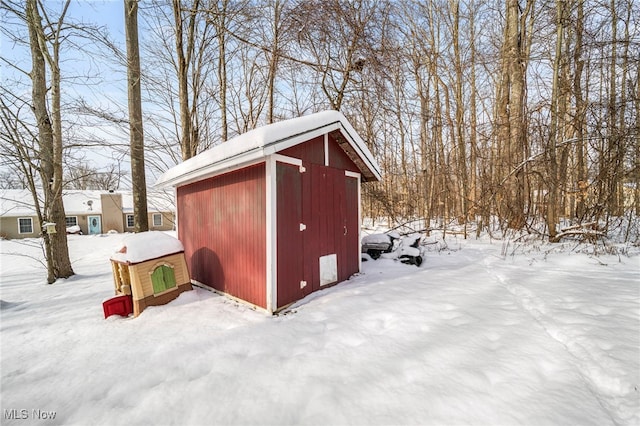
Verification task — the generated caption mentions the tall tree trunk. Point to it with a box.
[508,0,528,229]
[605,0,618,218]
[266,0,283,124]
[426,1,447,229]
[494,0,533,230]
[173,0,201,160]
[468,0,479,231]
[616,4,631,214]
[214,0,228,141]
[548,0,566,242]
[450,0,468,229]
[393,75,409,216]
[573,0,587,220]
[414,57,431,224]
[26,0,74,283]
[125,0,149,232]
[635,55,640,215]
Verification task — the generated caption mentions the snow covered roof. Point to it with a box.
[61,190,103,215]
[111,231,184,264]
[0,189,174,217]
[155,110,382,188]
[0,189,39,217]
[121,191,175,214]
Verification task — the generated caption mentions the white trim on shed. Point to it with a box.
[155,111,381,189]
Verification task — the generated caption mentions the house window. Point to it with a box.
[65,216,78,227]
[150,264,176,295]
[18,218,33,234]
[152,213,163,227]
[126,214,134,228]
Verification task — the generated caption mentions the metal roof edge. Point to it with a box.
[335,120,382,181]
[154,147,267,188]
[155,111,382,188]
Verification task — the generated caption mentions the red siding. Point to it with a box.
[278,135,360,174]
[328,134,360,173]
[344,176,360,278]
[276,162,307,307]
[177,164,267,308]
[303,164,358,292]
[276,160,359,308]
[175,131,363,312]
[279,135,325,165]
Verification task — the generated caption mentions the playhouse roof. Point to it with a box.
[111,231,184,264]
[155,110,382,188]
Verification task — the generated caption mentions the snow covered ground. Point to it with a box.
[1,231,638,425]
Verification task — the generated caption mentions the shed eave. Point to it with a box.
[332,121,382,182]
[155,111,382,188]
[155,148,267,188]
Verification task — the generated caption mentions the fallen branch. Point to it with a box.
[551,229,606,243]
[559,222,598,233]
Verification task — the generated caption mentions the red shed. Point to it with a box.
[156,110,381,313]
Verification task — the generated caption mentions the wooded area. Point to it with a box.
[1,0,639,246]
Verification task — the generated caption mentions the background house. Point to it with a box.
[0,189,175,239]
[156,110,381,313]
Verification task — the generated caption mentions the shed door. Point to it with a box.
[307,164,359,291]
[276,162,360,309]
[344,174,360,279]
[276,162,306,308]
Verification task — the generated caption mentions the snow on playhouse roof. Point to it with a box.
[111,231,184,264]
[155,110,382,188]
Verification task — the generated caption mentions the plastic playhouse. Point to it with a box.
[104,231,192,318]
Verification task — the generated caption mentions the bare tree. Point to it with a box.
[635,45,640,216]
[64,162,126,190]
[572,0,588,220]
[291,0,386,111]
[23,0,74,283]
[467,0,481,235]
[264,0,286,123]
[449,0,469,230]
[494,0,535,230]
[124,0,148,232]
[170,0,216,160]
[207,0,230,141]
[4,0,635,245]
[173,0,200,160]
[546,0,567,241]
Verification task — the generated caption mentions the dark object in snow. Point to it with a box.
[103,295,133,318]
[361,232,423,266]
[361,232,394,259]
